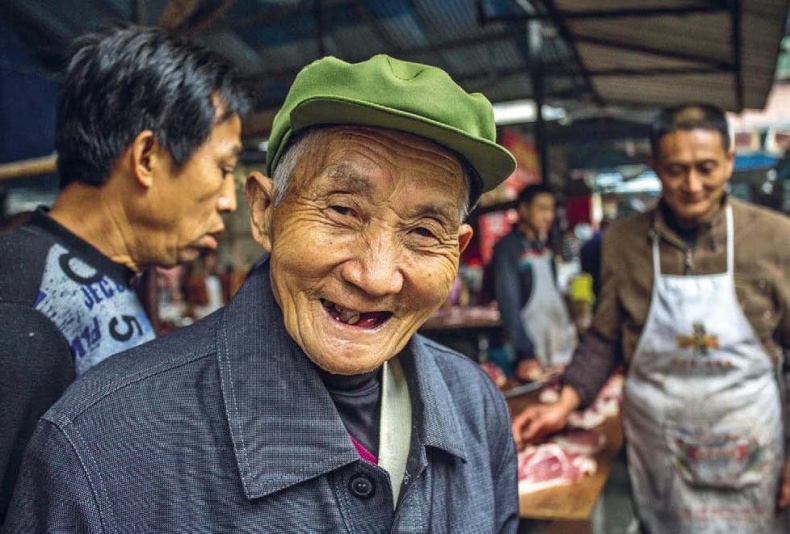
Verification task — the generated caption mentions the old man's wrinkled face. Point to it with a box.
[254,127,473,375]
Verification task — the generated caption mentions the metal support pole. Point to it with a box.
[132,0,148,25]
[529,20,549,185]
[314,0,326,57]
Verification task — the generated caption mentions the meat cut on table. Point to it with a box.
[537,371,625,428]
[549,427,606,455]
[567,404,607,429]
[599,373,624,402]
[517,443,597,493]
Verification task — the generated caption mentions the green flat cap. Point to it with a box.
[266,54,516,200]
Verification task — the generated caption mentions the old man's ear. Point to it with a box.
[246,171,275,252]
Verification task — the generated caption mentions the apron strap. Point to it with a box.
[725,205,734,276]
[651,231,661,278]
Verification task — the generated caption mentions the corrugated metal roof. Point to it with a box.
[1,0,787,137]
[556,0,788,110]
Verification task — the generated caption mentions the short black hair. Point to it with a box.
[55,25,251,188]
[650,104,730,155]
[517,183,554,205]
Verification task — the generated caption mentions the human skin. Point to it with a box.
[517,192,555,242]
[649,128,734,228]
[510,126,790,510]
[131,111,243,266]
[246,126,474,376]
[512,127,736,446]
[49,106,243,271]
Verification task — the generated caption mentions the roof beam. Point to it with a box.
[538,0,604,107]
[582,66,727,76]
[237,29,542,83]
[573,35,734,70]
[477,2,729,24]
[159,0,199,30]
[173,0,238,37]
[229,0,355,29]
[351,1,405,56]
[731,0,743,110]
[242,56,578,87]
[0,154,57,181]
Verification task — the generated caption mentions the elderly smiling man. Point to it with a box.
[4,55,519,532]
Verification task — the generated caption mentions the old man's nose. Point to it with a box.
[342,241,405,297]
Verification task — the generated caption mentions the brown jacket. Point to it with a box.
[564,196,790,407]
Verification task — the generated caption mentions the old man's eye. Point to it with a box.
[413,226,437,239]
[330,205,354,216]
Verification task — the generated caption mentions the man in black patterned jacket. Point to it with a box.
[0,25,248,524]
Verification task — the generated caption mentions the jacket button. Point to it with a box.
[349,474,375,499]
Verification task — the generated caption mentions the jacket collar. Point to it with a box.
[511,223,546,252]
[400,336,468,464]
[216,259,467,500]
[650,194,729,248]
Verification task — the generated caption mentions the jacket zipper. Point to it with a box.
[684,248,695,274]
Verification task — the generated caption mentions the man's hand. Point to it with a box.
[511,404,569,450]
[511,385,581,450]
[778,459,790,509]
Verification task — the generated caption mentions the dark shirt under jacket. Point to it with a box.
[3,260,519,533]
[317,367,382,456]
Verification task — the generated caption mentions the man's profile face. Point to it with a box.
[266,127,473,375]
[518,192,555,241]
[651,128,734,226]
[146,110,243,266]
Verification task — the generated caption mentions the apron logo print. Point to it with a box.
[680,440,754,463]
[676,322,719,356]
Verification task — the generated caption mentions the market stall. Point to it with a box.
[504,374,626,532]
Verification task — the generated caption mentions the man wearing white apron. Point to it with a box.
[492,183,577,380]
[517,248,578,369]
[512,104,790,533]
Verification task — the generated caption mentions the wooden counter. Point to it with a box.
[419,306,502,361]
[420,306,500,331]
[507,391,624,521]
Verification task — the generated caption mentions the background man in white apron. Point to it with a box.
[511,103,790,533]
[492,184,577,381]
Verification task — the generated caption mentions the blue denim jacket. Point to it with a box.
[3,262,519,533]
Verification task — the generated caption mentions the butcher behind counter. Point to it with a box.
[512,103,790,534]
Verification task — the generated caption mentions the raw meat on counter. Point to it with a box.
[526,364,564,383]
[517,443,597,493]
[548,428,606,455]
[595,373,624,417]
[567,405,607,429]
[538,372,625,428]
